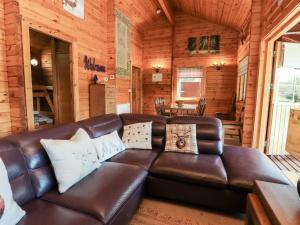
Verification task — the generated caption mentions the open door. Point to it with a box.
[266,41,300,155]
[131,66,142,113]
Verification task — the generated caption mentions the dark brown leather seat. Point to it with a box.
[19,200,102,225]
[150,152,228,189]
[222,146,291,192]
[42,162,147,224]
[0,113,293,223]
[108,148,160,170]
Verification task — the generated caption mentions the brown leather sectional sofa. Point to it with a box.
[0,114,291,225]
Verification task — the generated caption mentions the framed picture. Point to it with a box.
[187,37,197,55]
[210,35,220,54]
[64,0,84,19]
[199,36,209,54]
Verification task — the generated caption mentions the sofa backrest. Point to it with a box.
[168,116,223,155]
[0,141,35,206]
[79,114,123,138]
[5,123,81,198]
[120,114,167,150]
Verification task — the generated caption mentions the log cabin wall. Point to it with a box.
[0,0,11,137]
[143,12,239,116]
[2,0,108,134]
[262,0,300,37]
[143,17,173,115]
[173,12,238,116]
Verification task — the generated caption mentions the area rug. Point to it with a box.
[130,198,244,225]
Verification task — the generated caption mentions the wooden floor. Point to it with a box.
[268,155,300,174]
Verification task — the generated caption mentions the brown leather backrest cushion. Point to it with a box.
[168,116,223,155]
[0,141,35,206]
[79,114,123,138]
[120,114,167,150]
[5,123,81,198]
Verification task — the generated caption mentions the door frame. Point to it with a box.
[21,19,79,130]
[130,65,142,113]
[253,4,300,150]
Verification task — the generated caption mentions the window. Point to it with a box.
[276,68,300,103]
[176,67,204,100]
[237,57,248,102]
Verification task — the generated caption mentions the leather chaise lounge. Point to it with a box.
[0,114,290,225]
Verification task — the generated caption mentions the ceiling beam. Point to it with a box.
[157,0,174,25]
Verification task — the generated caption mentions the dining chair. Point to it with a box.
[222,106,245,144]
[215,93,236,120]
[197,98,206,116]
[154,97,172,117]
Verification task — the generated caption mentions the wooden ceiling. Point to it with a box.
[116,0,161,30]
[170,0,252,31]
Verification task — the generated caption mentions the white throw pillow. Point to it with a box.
[0,158,26,225]
[122,122,152,149]
[165,124,198,154]
[40,128,100,193]
[92,131,125,162]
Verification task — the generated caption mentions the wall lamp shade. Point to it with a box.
[31,58,39,67]
[212,61,225,70]
[153,64,162,73]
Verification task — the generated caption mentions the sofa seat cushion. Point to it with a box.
[41,162,147,224]
[108,149,160,170]
[19,200,102,225]
[150,152,228,189]
[222,146,291,192]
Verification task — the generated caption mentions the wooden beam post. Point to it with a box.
[157,0,174,25]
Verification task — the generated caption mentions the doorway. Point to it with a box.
[29,30,74,129]
[266,30,300,155]
[131,66,142,113]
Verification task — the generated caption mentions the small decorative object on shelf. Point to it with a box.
[93,75,100,84]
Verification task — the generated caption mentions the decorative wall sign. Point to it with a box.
[199,36,209,54]
[210,35,220,54]
[152,73,163,82]
[84,56,106,73]
[115,10,131,77]
[187,37,197,55]
[63,0,84,19]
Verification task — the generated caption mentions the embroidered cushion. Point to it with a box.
[165,124,198,154]
[92,131,125,162]
[0,158,26,225]
[122,122,152,149]
[40,128,100,193]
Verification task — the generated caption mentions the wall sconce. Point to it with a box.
[153,64,162,73]
[152,64,163,82]
[31,58,39,67]
[212,61,225,70]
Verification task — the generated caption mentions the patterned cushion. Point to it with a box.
[40,128,101,193]
[122,122,152,149]
[165,124,198,154]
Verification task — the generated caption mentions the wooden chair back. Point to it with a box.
[197,98,207,116]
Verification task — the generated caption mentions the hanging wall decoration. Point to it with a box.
[63,0,84,19]
[187,37,197,55]
[115,10,131,77]
[210,35,220,54]
[199,36,209,54]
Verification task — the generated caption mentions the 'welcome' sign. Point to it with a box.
[84,56,106,73]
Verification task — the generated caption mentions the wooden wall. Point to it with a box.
[173,12,238,116]
[0,0,11,137]
[143,12,239,116]
[1,0,108,134]
[262,0,300,37]
[143,17,173,115]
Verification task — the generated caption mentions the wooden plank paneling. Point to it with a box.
[172,0,252,31]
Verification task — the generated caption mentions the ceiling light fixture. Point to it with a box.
[156,8,162,15]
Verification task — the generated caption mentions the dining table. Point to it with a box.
[165,104,197,116]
